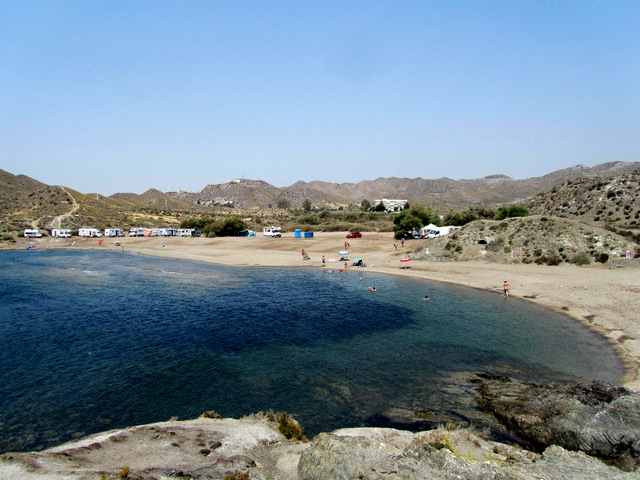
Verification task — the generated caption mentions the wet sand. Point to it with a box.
[12,232,640,389]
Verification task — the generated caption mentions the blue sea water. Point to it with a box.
[0,249,624,452]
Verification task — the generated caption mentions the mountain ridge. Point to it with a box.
[166,161,640,209]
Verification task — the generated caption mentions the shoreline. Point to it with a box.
[6,232,640,390]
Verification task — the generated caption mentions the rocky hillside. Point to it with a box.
[526,170,640,241]
[414,215,639,265]
[0,167,211,231]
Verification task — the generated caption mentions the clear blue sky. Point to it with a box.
[1,1,638,195]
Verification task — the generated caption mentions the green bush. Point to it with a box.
[535,254,562,266]
[569,253,591,266]
[495,205,530,220]
[595,252,609,264]
[1,234,15,242]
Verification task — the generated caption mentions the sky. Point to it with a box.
[1,1,639,195]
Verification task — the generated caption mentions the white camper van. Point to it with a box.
[104,229,124,237]
[263,226,282,237]
[129,227,146,237]
[78,228,102,237]
[51,229,71,238]
[23,229,42,238]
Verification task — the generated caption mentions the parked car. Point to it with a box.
[346,232,362,238]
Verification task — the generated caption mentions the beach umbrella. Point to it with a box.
[98,239,104,245]
[338,251,349,256]
[400,258,411,262]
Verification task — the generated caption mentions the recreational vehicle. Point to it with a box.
[104,228,124,237]
[129,227,146,237]
[263,226,282,237]
[177,229,194,237]
[51,229,71,238]
[78,228,102,237]
[143,229,159,237]
[23,229,42,238]
[159,228,177,237]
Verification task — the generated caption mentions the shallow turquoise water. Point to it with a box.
[0,249,623,452]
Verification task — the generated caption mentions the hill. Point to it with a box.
[0,168,210,232]
[525,170,640,242]
[1,162,639,237]
[167,161,640,209]
[413,215,638,265]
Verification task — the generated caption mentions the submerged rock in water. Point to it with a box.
[477,379,640,469]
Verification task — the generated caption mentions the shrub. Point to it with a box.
[569,253,591,266]
[535,254,562,266]
[277,412,307,442]
[202,410,220,419]
[595,252,609,264]
[1,234,15,242]
[495,205,530,220]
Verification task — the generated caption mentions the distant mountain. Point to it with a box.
[167,161,640,209]
[1,161,639,232]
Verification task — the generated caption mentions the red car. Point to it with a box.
[346,232,362,238]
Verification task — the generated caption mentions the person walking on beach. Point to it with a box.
[394,241,398,250]
[322,255,325,267]
[503,280,510,297]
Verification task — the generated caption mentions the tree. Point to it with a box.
[393,206,441,239]
[277,198,291,209]
[208,216,247,236]
[302,198,312,211]
[360,199,371,211]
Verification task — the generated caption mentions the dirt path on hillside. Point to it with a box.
[45,186,79,230]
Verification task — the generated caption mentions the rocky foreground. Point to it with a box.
[2,379,640,480]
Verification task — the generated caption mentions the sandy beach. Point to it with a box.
[12,231,640,390]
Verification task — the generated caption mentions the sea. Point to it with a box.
[0,249,624,452]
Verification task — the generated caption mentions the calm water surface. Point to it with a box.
[0,249,623,452]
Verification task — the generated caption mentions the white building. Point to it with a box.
[374,199,408,212]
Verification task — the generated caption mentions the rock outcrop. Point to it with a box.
[2,412,640,479]
[477,379,640,469]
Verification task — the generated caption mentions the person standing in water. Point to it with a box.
[503,280,510,297]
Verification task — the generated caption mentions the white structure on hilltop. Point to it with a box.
[374,199,408,212]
